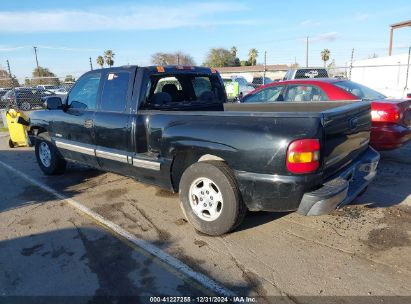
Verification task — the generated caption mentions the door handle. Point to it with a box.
[84,119,94,128]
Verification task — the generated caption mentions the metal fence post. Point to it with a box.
[404,47,410,97]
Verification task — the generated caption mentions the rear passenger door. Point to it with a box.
[93,68,135,173]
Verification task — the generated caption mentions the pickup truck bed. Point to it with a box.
[29,65,379,235]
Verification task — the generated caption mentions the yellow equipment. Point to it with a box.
[6,109,29,148]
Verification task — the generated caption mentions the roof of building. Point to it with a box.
[215,64,289,73]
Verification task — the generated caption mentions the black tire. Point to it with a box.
[8,139,14,148]
[35,135,67,175]
[179,161,246,236]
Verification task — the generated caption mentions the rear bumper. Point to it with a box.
[235,147,380,214]
[371,123,411,150]
[297,147,379,215]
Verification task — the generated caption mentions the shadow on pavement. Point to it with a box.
[0,227,208,299]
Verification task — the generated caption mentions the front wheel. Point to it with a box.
[179,161,246,236]
[35,137,66,175]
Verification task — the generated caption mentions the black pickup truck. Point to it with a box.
[28,65,380,235]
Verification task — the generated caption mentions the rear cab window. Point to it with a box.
[141,68,226,110]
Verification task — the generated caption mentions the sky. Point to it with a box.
[0,0,410,81]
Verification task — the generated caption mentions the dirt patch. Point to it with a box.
[194,239,207,248]
[321,205,373,234]
[17,217,35,226]
[155,189,178,198]
[364,207,411,252]
[50,246,75,259]
[92,202,125,220]
[129,200,171,241]
[174,218,188,226]
[172,247,206,271]
[97,188,129,200]
[20,244,44,256]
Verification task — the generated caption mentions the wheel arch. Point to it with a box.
[170,151,228,192]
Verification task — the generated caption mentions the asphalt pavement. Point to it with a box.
[0,133,410,303]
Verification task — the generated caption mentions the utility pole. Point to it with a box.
[348,48,355,79]
[263,51,267,85]
[6,60,14,88]
[306,36,309,67]
[89,57,93,70]
[6,60,12,77]
[404,47,410,96]
[33,46,40,77]
[177,54,180,65]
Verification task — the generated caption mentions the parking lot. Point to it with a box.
[0,131,410,302]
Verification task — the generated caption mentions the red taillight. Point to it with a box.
[286,139,320,174]
[371,103,402,123]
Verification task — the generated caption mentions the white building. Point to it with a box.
[350,53,410,99]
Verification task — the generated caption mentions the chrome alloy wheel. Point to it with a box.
[189,177,223,221]
[39,142,51,168]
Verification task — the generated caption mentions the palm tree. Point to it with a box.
[248,48,258,66]
[230,46,237,57]
[96,56,104,69]
[321,49,330,67]
[104,50,115,67]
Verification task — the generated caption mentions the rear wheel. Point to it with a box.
[35,136,66,175]
[8,139,14,148]
[179,161,246,236]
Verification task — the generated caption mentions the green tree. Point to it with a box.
[0,69,19,88]
[248,48,258,66]
[151,52,195,65]
[203,48,237,67]
[96,56,104,68]
[230,46,240,66]
[104,50,115,67]
[321,49,331,67]
[230,46,237,57]
[30,66,60,86]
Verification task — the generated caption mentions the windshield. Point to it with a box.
[335,80,386,100]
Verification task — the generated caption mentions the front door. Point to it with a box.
[51,72,102,167]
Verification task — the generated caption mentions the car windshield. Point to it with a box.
[335,80,386,100]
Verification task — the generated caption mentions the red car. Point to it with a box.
[241,78,411,150]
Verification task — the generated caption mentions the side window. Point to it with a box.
[100,71,130,112]
[284,85,328,102]
[67,73,101,110]
[243,86,284,103]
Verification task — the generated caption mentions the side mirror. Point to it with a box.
[43,96,62,110]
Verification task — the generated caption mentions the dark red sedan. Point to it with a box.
[242,78,411,150]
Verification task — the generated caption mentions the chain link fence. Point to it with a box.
[0,76,74,127]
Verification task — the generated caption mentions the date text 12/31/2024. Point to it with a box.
[149,296,257,303]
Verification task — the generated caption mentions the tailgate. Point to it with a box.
[321,101,371,178]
